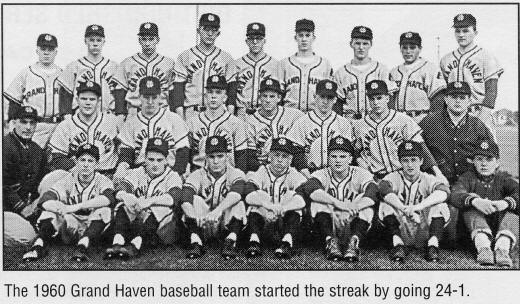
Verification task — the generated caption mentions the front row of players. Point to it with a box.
[22,132,518,266]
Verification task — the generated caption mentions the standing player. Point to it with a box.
[440,14,503,138]
[390,32,446,122]
[57,25,119,115]
[181,135,247,259]
[334,26,395,119]
[173,13,234,120]
[278,19,333,112]
[112,22,176,116]
[245,78,303,172]
[226,22,279,118]
[3,33,62,148]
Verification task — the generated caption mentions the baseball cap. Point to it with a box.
[366,80,389,96]
[76,80,102,97]
[247,22,265,37]
[138,22,159,36]
[446,81,471,96]
[139,76,161,96]
[206,75,227,90]
[351,26,373,40]
[453,13,477,28]
[85,24,105,38]
[205,135,229,154]
[259,78,283,95]
[146,137,169,157]
[400,31,421,47]
[295,19,315,32]
[328,136,355,154]
[397,141,423,159]
[316,79,337,98]
[37,33,58,48]
[270,137,295,155]
[76,143,100,161]
[14,106,39,121]
[472,140,499,159]
[199,13,220,28]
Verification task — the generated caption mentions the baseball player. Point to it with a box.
[390,32,446,122]
[181,135,247,259]
[3,33,62,148]
[379,141,451,263]
[22,144,115,262]
[173,13,234,120]
[440,14,503,138]
[226,22,279,118]
[48,81,119,175]
[115,76,190,179]
[278,19,334,112]
[298,136,378,261]
[57,24,119,115]
[243,137,307,258]
[286,79,353,178]
[104,138,183,260]
[245,78,304,172]
[451,140,518,267]
[112,22,176,116]
[334,26,396,119]
[186,75,248,172]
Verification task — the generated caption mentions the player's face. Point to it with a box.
[454,26,477,48]
[400,43,421,64]
[140,94,160,116]
[139,35,159,56]
[77,154,97,177]
[77,91,100,116]
[294,31,315,52]
[445,94,470,115]
[399,156,423,177]
[199,26,220,46]
[368,94,390,115]
[207,152,227,174]
[314,94,336,114]
[473,155,499,176]
[259,90,281,111]
[246,36,266,54]
[144,151,167,178]
[85,36,105,56]
[205,88,227,110]
[328,150,352,173]
[13,118,37,140]
[350,38,372,60]
[36,46,57,65]
[268,150,292,176]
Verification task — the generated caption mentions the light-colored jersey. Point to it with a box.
[48,112,120,171]
[4,63,62,118]
[383,171,445,206]
[186,110,248,168]
[440,45,503,106]
[175,46,234,108]
[226,53,279,111]
[353,109,423,173]
[246,106,304,165]
[390,58,446,112]
[278,54,333,112]
[123,166,182,198]
[311,166,375,202]
[49,172,113,206]
[118,107,189,165]
[113,53,175,108]
[57,57,119,112]
[286,111,353,170]
[246,165,306,204]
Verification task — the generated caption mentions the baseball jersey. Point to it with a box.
[390,58,446,112]
[312,166,375,202]
[187,110,248,168]
[353,109,423,174]
[48,171,114,206]
[3,63,62,118]
[123,166,182,198]
[246,106,304,165]
[247,165,307,204]
[334,60,395,116]
[113,53,176,108]
[226,53,279,110]
[48,112,120,171]
[382,171,446,206]
[118,107,190,165]
[175,46,234,108]
[57,57,119,112]
[440,45,503,106]
[184,165,245,209]
[286,111,353,170]
[278,54,333,112]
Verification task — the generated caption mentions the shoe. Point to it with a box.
[246,241,262,258]
[186,242,204,259]
[221,238,238,260]
[104,244,124,260]
[390,244,406,262]
[274,241,293,259]
[425,246,439,262]
[71,245,89,262]
[22,245,47,262]
[495,248,513,267]
[343,237,360,262]
[476,247,494,265]
[119,243,140,259]
[325,237,342,261]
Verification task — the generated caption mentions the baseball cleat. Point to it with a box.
[103,244,124,260]
[274,241,293,259]
[221,239,238,260]
[325,237,342,261]
[343,237,360,262]
[476,247,494,266]
[22,245,47,262]
[186,243,204,259]
[494,248,513,268]
[246,241,262,258]
[390,244,406,262]
[119,243,140,259]
[71,245,89,262]
[425,246,439,262]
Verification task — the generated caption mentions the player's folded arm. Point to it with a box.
[360,182,379,208]
[499,173,519,214]
[482,78,498,109]
[58,86,74,115]
[171,81,186,112]
[172,146,190,175]
[226,81,238,107]
[449,174,480,209]
[37,190,60,209]
[117,146,135,167]
[112,88,128,115]
[234,149,249,173]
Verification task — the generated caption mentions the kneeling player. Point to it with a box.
[22,144,115,262]
[243,137,307,258]
[379,141,450,262]
[300,136,378,262]
[104,138,183,259]
[181,135,247,259]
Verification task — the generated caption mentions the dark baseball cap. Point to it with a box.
[199,13,220,28]
[400,31,421,47]
[270,137,295,155]
[351,26,373,40]
[366,80,389,96]
[146,137,169,157]
[76,143,100,161]
[295,19,315,32]
[446,81,471,96]
[205,135,229,154]
[206,75,227,90]
[259,78,283,94]
[139,76,161,96]
[316,79,337,97]
[328,136,355,154]
[247,22,265,37]
[138,22,159,36]
[37,33,58,48]
[397,141,423,159]
[472,140,499,159]
[453,13,477,28]
[14,106,39,121]
[85,24,105,38]
[76,80,102,97]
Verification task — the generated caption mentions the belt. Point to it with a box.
[39,116,64,123]
[406,110,429,117]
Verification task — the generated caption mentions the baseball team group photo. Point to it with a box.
[2,3,518,270]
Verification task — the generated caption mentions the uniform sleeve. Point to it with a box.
[325,58,334,79]
[4,68,27,103]
[233,117,248,151]
[117,119,135,148]
[483,51,504,82]
[56,62,76,93]
[333,68,346,100]
[292,170,308,188]
[379,173,400,197]
[286,116,306,147]
[379,64,398,94]
[439,55,450,82]
[171,114,190,149]
[245,170,262,189]
[173,53,188,83]
[246,117,257,150]
[403,115,423,141]
[184,170,201,194]
[427,64,447,99]
[99,175,115,193]
[225,60,239,83]
[425,173,450,195]
[47,120,71,155]
[112,60,129,90]
[48,176,72,203]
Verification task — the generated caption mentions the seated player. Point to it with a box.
[104,138,183,260]
[299,136,378,262]
[22,144,115,262]
[181,135,247,259]
[378,141,450,262]
[243,137,307,258]
[451,140,519,267]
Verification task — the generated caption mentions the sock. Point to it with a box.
[226,232,237,242]
[113,233,125,246]
[495,236,512,251]
[191,233,202,245]
[393,235,404,247]
[474,232,491,250]
[33,238,44,248]
[250,233,260,243]
[282,233,293,247]
[427,236,439,247]
[131,236,142,250]
[77,237,89,248]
